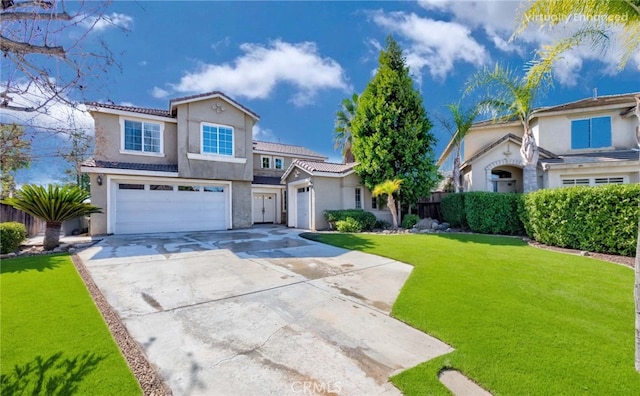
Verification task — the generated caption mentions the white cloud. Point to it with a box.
[252,125,276,141]
[418,1,638,86]
[151,87,170,99]
[82,13,134,32]
[0,82,94,135]
[370,11,489,80]
[170,40,350,106]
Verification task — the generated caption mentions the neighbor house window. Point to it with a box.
[261,156,271,168]
[371,197,377,209]
[355,188,362,209]
[123,120,161,153]
[571,116,611,149]
[274,157,284,170]
[202,123,233,156]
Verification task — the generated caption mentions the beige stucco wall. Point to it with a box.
[88,173,108,235]
[462,123,523,162]
[252,154,296,178]
[232,181,252,228]
[175,98,254,181]
[92,112,178,164]
[536,109,637,154]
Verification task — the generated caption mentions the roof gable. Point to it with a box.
[461,133,559,168]
[169,91,260,121]
[281,159,358,181]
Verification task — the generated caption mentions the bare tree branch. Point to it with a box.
[0,11,71,22]
[0,35,65,56]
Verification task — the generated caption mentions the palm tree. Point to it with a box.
[372,179,402,228]
[2,184,101,250]
[441,101,480,193]
[334,93,358,163]
[514,0,640,372]
[465,63,550,193]
[514,0,640,78]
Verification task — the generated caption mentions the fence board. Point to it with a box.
[0,203,46,236]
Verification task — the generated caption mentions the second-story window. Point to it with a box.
[202,123,233,156]
[123,120,161,153]
[261,156,271,168]
[355,187,362,209]
[274,157,283,169]
[571,116,611,149]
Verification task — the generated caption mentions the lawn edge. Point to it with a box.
[70,254,172,396]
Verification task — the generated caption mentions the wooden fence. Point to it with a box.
[0,203,46,236]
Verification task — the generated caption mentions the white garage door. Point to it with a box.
[114,182,228,234]
[296,186,310,229]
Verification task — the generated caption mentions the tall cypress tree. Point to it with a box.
[351,35,440,207]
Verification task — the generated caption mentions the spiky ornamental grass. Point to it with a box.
[2,184,101,250]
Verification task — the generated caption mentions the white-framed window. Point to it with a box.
[355,188,362,209]
[202,123,233,156]
[121,118,163,155]
[274,157,284,170]
[261,156,271,169]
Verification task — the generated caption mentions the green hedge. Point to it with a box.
[441,193,466,228]
[1,222,27,254]
[324,209,377,231]
[465,192,524,235]
[521,184,640,256]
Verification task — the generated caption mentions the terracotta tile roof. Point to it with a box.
[293,159,358,174]
[85,102,173,118]
[169,91,260,120]
[253,141,327,159]
[253,176,283,185]
[533,92,640,115]
[81,158,178,173]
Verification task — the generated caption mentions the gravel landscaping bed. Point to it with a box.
[70,254,171,396]
[527,240,634,268]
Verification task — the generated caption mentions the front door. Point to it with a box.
[253,193,276,224]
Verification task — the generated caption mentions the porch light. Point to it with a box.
[97,175,103,186]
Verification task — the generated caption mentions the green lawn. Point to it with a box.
[305,232,640,395]
[1,254,141,395]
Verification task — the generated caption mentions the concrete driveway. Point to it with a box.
[78,226,452,395]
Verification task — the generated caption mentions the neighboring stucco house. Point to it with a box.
[281,160,392,230]
[437,92,640,192]
[251,141,326,225]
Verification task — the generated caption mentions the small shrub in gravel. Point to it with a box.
[401,214,420,229]
[335,217,363,233]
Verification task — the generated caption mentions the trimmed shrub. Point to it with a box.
[441,193,466,228]
[374,219,391,230]
[465,192,524,235]
[0,222,27,254]
[324,209,377,231]
[402,214,420,229]
[521,184,640,256]
[335,217,362,233]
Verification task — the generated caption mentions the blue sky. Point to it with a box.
[5,0,640,185]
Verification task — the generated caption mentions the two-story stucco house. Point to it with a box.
[437,92,640,192]
[81,91,329,235]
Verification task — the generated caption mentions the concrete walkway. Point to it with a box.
[78,227,453,395]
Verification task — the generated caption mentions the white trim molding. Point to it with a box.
[187,152,247,164]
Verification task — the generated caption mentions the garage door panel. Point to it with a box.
[115,182,228,234]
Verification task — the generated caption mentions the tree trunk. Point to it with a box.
[388,196,399,228]
[453,155,461,193]
[43,222,61,251]
[522,164,538,193]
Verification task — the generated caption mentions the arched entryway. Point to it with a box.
[485,159,524,193]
